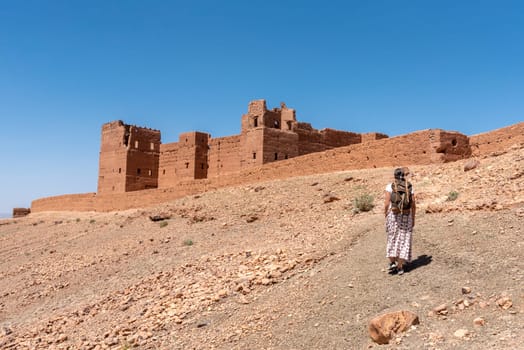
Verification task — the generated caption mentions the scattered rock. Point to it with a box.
[368,310,419,345]
[1,325,12,336]
[149,214,171,222]
[433,303,448,315]
[246,215,258,223]
[462,286,472,294]
[322,193,340,203]
[496,296,513,310]
[454,328,470,338]
[464,159,480,172]
[473,317,486,326]
[196,321,209,328]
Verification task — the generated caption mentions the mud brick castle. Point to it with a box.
[30,99,523,213]
[97,100,388,194]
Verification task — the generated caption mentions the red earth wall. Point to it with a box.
[31,128,477,213]
[469,122,524,157]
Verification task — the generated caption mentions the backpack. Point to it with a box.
[390,179,413,213]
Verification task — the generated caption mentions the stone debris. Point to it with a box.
[368,310,419,345]
[461,286,472,294]
[473,317,486,326]
[463,159,480,172]
[496,296,513,310]
[453,328,470,339]
[322,193,340,203]
[433,303,448,315]
[148,214,171,222]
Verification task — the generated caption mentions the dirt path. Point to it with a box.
[174,211,523,350]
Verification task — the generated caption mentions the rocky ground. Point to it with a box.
[0,145,522,350]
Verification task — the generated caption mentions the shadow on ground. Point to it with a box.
[388,254,433,275]
[405,254,433,272]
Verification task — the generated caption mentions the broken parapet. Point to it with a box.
[13,208,31,218]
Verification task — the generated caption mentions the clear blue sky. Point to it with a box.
[1,0,523,215]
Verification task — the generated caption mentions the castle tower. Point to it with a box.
[97,120,161,194]
[240,100,299,168]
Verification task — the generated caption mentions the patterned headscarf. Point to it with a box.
[394,168,406,181]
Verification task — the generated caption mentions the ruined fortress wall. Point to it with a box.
[98,121,161,194]
[97,122,129,193]
[173,132,209,181]
[362,132,389,143]
[293,125,362,155]
[32,128,473,213]
[428,130,471,163]
[294,123,326,155]
[469,122,524,157]
[240,128,265,168]
[320,128,362,148]
[261,127,299,162]
[123,125,161,192]
[31,193,97,212]
[207,135,242,178]
[158,142,179,188]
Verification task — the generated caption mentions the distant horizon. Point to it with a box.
[2,1,523,213]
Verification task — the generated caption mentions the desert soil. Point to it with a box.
[0,146,523,350]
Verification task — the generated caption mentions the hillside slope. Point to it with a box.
[1,146,523,349]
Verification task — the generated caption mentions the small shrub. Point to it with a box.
[75,218,81,223]
[159,221,168,228]
[89,219,96,224]
[447,191,459,201]
[183,239,194,246]
[352,193,375,213]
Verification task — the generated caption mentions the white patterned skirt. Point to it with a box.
[385,211,413,262]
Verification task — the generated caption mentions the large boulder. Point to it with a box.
[368,310,419,344]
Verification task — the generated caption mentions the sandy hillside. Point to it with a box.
[0,145,523,350]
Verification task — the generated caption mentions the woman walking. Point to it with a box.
[384,167,416,275]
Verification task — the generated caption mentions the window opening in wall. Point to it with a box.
[253,152,256,159]
[150,142,154,150]
[162,169,166,175]
[201,163,204,169]
[134,141,139,148]
[254,117,258,127]
[185,138,188,143]
[451,138,458,147]
[286,121,292,130]
[285,154,288,159]
[185,162,189,168]
[137,168,141,175]
[274,152,278,160]
[148,169,152,176]
[274,120,279,128]
[118,168,121,174]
